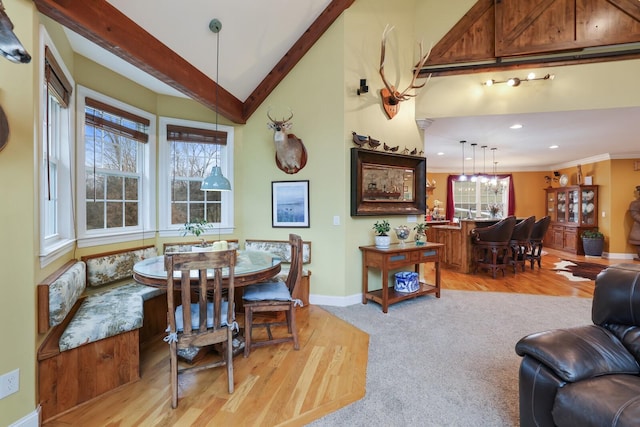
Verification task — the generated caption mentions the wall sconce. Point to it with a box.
[483,73,555,87]
[357,78,368,95]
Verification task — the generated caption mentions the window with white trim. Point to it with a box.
[76,86,155,247]
[39,32,75,266]
[452,176,510,219]
[158,117,234,236]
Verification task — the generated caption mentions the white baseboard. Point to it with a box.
[602,252,637,260]
[309,293,361,307]
[10,408,39,427]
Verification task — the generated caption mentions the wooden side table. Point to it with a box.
[359,242,444,313]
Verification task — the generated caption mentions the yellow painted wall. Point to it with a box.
[0,1,37,424]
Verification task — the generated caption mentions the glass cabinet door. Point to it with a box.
[547,191,556,222]
[556,190,566,223]
[568,189,579,223]
[580,188,597,225]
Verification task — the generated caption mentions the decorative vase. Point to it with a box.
[375,235,391,249]
[394,226,410,246]
[415,232,426,246]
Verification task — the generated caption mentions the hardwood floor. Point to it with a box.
[43,249,632,426]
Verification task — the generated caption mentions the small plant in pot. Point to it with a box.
[373,220,391,249]
[181,218,213,250]
[413,223,429,246]
[581,228,604,257]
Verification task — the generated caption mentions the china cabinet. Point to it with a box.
[544,185,598,254]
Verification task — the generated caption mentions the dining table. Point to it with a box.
[133,250,282,361]
[133,249,282,288]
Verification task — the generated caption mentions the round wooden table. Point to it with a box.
[133,250,282,288]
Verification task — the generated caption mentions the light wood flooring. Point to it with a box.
[43,249,633,426]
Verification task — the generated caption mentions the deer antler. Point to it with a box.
[379,25,432,104]
[267,107,294,124]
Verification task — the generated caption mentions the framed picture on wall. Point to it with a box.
[272,180,310,228]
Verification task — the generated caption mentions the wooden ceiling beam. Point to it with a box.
[34,0,245,123]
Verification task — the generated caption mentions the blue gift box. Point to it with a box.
[394,271,419,293]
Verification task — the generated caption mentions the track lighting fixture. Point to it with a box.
[483,73,555,87]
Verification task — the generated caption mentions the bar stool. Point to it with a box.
[527,216,551,269]
[509,216,535,273]
[470,216,517,278]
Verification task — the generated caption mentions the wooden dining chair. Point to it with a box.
[242,233,304,358]
[164,249,237,409]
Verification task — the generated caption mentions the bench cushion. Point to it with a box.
[85,246,158,287]
[48,261,86,328]
[59,282,162,351]
[245,240,310,263]
[243,281,292,301]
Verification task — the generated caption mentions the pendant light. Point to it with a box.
[480,145,489,183]
[459,140,467,181]
[470,143,478,182]
[201,18,231,192]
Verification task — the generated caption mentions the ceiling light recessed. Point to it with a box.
[510,124,523,129]
[437,152,444,156]
[549,145,559,149]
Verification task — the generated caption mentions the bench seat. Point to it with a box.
[60,281,165,351]
[37,246,167,422]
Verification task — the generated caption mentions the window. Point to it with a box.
[448,175,513,220]
[158,117,234,236]
[39,31,75,266]
[76,86,156,247]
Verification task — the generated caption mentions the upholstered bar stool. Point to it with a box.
[509,216,536,273]
[526,216,551,269]
[470,216,517,278]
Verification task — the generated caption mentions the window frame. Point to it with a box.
[158,116,234,237]
[75,86,156,247]
[38,27,76,267]
[446,174,515,220]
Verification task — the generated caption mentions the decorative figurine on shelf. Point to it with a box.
[628,186,640,260]
[577,164,583,186]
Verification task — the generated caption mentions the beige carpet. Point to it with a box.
[311,290,592,427]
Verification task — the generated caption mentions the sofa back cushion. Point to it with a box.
[83,245,158,288]
[592,264,640,327]
[48,261,86,328]
[244,239,311,264]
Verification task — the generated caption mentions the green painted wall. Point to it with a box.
[1,0,640,424]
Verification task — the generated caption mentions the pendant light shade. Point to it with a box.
[201,18,231,192]
[201,166,231,191]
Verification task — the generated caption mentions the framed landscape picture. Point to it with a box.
[272,180,310,228]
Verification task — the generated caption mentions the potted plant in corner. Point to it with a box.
[181,218,213,251]
[413,222,429,246]
[581,228,604,257]
[373,220,391,249]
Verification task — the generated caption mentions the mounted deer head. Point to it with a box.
[379,25,431,119]
[267,108,307,174]
[0,0,31,64]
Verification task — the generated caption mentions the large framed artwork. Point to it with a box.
[272,180,310,228]
[350,147,426,216]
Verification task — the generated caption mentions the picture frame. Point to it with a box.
[350,148,426,216]
[272,180,310,228]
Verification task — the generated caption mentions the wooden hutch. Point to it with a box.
[544,185,598,255]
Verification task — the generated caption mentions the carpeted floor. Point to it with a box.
[310,290,592,427]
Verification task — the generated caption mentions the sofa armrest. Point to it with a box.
[515,325,639,383]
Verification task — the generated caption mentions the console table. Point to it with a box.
[359,242,443,313]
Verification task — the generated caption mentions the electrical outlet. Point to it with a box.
[0,368,19,399]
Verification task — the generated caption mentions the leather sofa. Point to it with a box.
[515,263,640,427]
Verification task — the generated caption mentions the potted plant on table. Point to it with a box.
[581,228,604,257]
[413,223,429,246]
[181,218,213,251]
[373,220,391,248]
